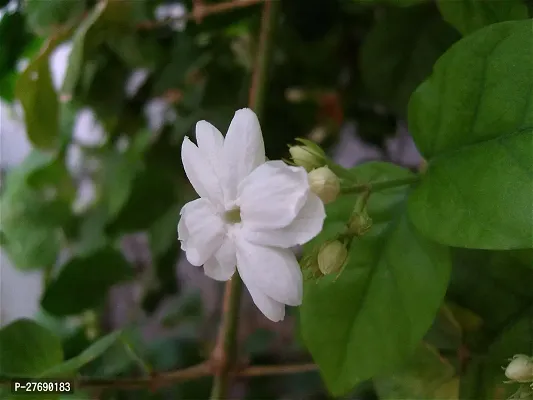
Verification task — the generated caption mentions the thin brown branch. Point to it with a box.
[210,2,279,398]
[137,0,264,30]
[75,362,212,391]
[237,363,318,377]
[60,362,317,391]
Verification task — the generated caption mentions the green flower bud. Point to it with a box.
[348,210,373,236]
[505,354,533,383]
[308,166,340,204]
[288,139,326,172]
[317,240,348,276]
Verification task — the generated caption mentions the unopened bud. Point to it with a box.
[348,211,373,236]
[505,354,533,383]
[308,166,340,204]
[289,146,325,172]
[288,138,326,172]
[317,240,348,275]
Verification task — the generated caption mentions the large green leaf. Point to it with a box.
[24,0,86,36]
[359,4,459,117]
[300,162,451,396]
[0,320,63,377]
[41,331,122,377]
[41,247,133,316]
[437,0,529,36]
[407,20,533,250]
[15,39,60,150]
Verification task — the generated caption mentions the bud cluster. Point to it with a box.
[288,138,340,204]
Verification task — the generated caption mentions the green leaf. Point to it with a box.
[0,320,63,377]
[374,343,459,399]
[300,162,451,396]
[61,0,144,100]
[106,33,164,69]
[24,0,86,36]
[41,247,133,316]
[407,20,533,249]
[101,131,151,217]
[437,0,528,36]
[41,331,122,377]
[0,152,72,269]
[106,166,177,235]
[15,39,60,150]
[359,4,459,117]
[60,1,108,99]
[0,11,34,101]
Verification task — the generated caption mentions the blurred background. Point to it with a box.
[1,0,531,399]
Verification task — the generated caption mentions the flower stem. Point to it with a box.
[210,1,279,399]
[209,276,243,399]
[341,175,420,194]
[248,0,278,117]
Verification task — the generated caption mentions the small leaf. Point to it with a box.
[41,247,133,316]
[24,0,86,36]
[437,0,529,36]
[41,331,122,377]
[408,20,533,249]
[448,248,533,398]
[300,162,451,396]
[0,319,63,377]
[101,131,151,217]
[16,38,61,150]
[374,343,459,399]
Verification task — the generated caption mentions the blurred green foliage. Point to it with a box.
[0,0,532,399]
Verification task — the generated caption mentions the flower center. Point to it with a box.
[224,207,242,224]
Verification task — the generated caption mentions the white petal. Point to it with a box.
[239,161,309,230]
[196,121,230,204]
[243,192,325,248]
[178,198,225,266]
[235,234,302,306]
[203,236,236,281]
[182,137,224,206]
[245,281,285,322]
[196,120,224,165]
[177,211,189,251]
[223,108,265,199]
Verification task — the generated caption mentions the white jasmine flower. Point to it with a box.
[178,108,326,322]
